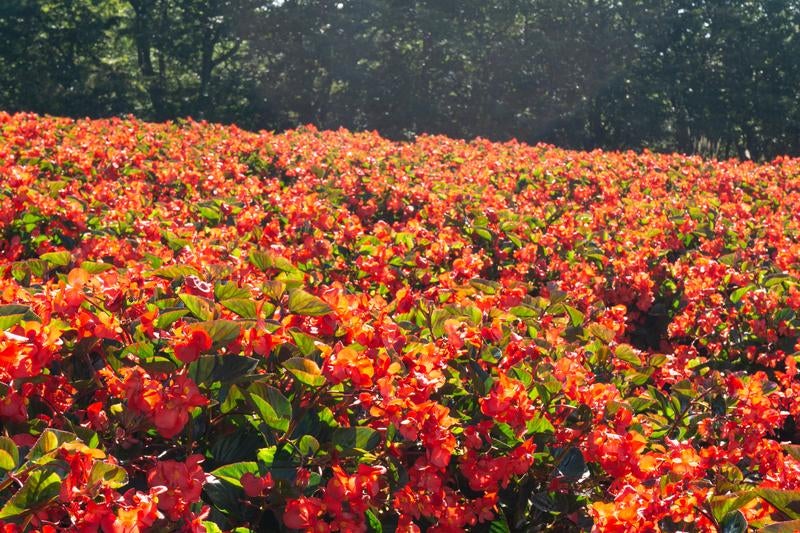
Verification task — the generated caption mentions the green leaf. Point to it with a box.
[289,329,319,356]
[564,305,584,327]
[430,308,451,338]
[626,368,654,386]
[587,323,615,343]
[615,344,641,366]
[720,511,747,533]
[179,293,215,321]
[221,384,246,414]
[649,353,668,367]
[155,308,190,329]
[366,509,383,533]
[221,298,258,319]
[249,250,295,272]
[80,261,114,274]
[757,488,800,519]
[202,522,224,533]
[40,251,70,267]
[469,278,499,295]
[288,289,333,316]
[759,520,800,533]
[730,284,755,303]
[194,320,242,344]
[89,461,128,489]
[556,448,588,481]
[473,226,493,241]
[27,429,78,463]
[203,476,243,517]
[149,265,200,280]
[198,205,221,224]
[0,305,37,330]
[710,492,757,523]
[257,446,277,468]
[284,357,325,387]
[526,414,555,435]
[0,469,62,518]
[211,462,260,488]
[215,282,251,301]
[262,280,286,301]
[297,435,320,457]
[121,341,155,360]
[162,231,190,252]
[0,437,19,471]
[488,511,511,533]
[247,383,292,433]
[209,430,260,465]
[0,450,15,472]
[189,355,259,386]
[332,427,380,452]
[510,305,537,318]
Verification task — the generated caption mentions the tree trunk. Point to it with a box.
[129,0,167,120]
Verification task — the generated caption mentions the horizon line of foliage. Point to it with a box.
[1,0,799,160]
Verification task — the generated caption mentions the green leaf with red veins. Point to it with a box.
[756,489,800,520]
[288,289,333,316]
[79,261,114,274]
[615,344,641,366]
[284,357,326,387]
[249,250,295,273]
[27,429,78,464]
[220,298,258,319]
[214,282,251,301]
[88,461,129,489]
[39,251,71,267]
[262,280,286,301]
[149,265,201,280]
[194,320,243,345]
[179,293,215,321]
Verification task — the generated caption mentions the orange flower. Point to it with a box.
[324,346,374,387]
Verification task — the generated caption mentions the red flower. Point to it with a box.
[479,372,534,429]
[152,374,207,439]
[241,472,274,497]
[147,455,206,521]
[173,327,213,364]
[283,496,324,530]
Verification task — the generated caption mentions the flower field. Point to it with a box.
[2,112,800,532]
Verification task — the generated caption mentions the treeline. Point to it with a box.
[1,1,799,159]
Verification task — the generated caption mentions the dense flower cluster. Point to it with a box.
[1,112,800,531]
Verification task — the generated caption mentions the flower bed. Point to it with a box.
[1,113,800,531]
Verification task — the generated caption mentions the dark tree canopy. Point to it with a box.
[1,0,799,159]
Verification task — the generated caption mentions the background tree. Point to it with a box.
[1,0,799,159]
